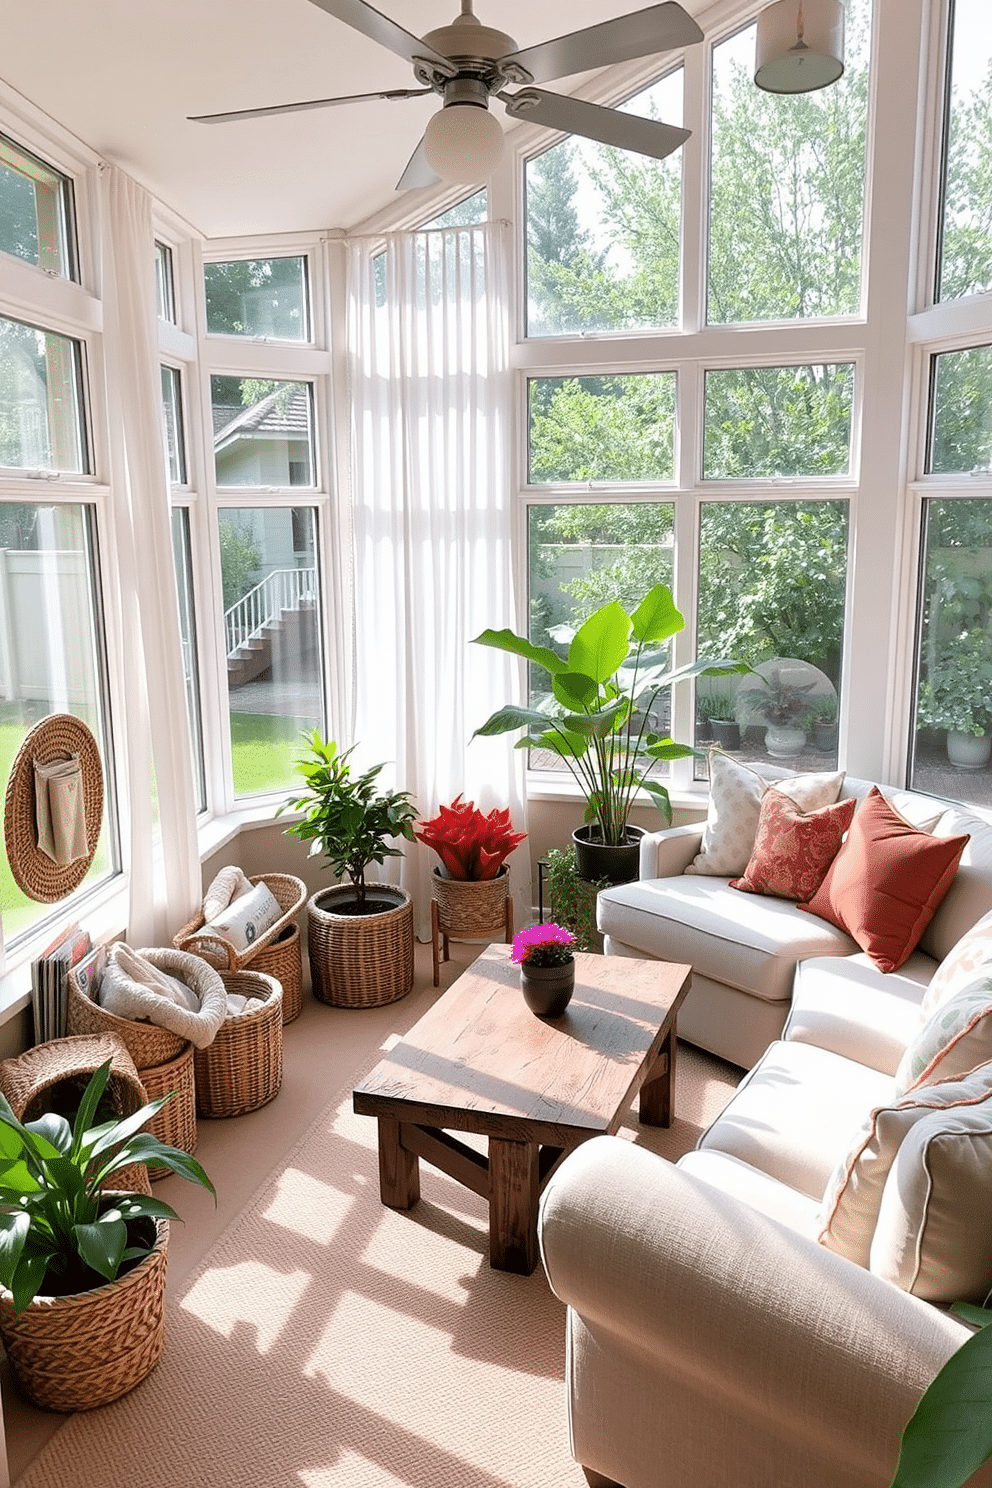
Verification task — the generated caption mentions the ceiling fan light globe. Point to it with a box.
[754,0,845,94]
[424,103,504,183]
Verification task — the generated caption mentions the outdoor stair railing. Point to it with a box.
[225,566,316,659]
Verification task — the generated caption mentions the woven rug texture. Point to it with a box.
[12,1038,738,1488]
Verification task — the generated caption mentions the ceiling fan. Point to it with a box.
[189,0,704,191]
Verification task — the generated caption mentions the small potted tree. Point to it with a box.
[415,797,526,985]
[279,732,419,1007]
[0,1058,214,1412]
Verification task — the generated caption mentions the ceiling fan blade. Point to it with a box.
[307,0,450,70]
[499,3,703,86]
[189,88,431,125]
[501,88,689,161]
[395,135,441,193]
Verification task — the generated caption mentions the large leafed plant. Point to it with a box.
[472,584,747,845]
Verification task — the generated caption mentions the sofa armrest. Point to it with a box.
[539,1136,980,1488]
[638,822,702,878]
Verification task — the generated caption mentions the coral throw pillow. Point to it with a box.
[799,786,970,973]
[730,790,856,901]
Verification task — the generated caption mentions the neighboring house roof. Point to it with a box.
[213,384,311,452]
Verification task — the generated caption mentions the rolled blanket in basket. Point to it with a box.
[191,879,283,960]
[202,865,253,923]
[99,945,227,1050]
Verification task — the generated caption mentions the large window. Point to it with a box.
[927,344,992,475]
[0,133,75,278]
[211,377,315,488]
[703,364,854,478]
[528,374,677,484]
[525,69,684,337]
[937,0,992,302]
[0,503,114,941]
[219,506,322,800]
[0,317,87,474]
[708,3,870,324]
[203,256,310,340]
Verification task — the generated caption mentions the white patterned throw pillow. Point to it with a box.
[894,973,992,1095]
[684,753,845,878]
[920,908,992,1020]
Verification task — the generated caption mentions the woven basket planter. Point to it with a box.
[140,1043,196,1180]
[307,885,414,1008]
[173,873,306,973]
[251,921,304,1023]
[429,866,513,986]
[194,971,283,1118]
[0,1033,152,1196]
[0,1211,168,1412]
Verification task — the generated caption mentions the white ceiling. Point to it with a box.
[0,0,708,239]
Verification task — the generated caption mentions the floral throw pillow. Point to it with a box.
[730,790,857,901]
[894,972,992,1095]
[920,908,992,1021]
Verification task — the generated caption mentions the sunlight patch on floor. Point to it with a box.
[181,1259,311,1351]
[262,1165,356,1244]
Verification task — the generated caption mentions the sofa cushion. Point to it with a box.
[818,1063,992,1269]
[921,907,992,1020]
[696,1039,892,1198]
[870,1083,992,1303]
[799,787,969,973]
[597,876,855,1005]
[915,801,992,962]
[677,1148,821,1238]
[730,791,857,901]
[684,754,844,878]
[785,952,933,1076]
[894,973,992,1094]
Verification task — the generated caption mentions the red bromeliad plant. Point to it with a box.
[416,796,526,881]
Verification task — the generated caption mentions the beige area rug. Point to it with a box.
[12,1038,740,1488]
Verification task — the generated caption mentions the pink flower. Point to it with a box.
[511,922,576,968]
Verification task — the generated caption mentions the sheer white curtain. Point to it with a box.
[100,166,201,944]
[345,222,529,938]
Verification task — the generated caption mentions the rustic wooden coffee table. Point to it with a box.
[352,944,691,1274]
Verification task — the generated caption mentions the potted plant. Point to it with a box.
[473,584,746,886]
[0,1057,214,1412]
[510,922,577,1018]
[279,731,419,1007]
[917,629,992,770]
[737,663,818,758]
[543,845,607,954]
[696,688,738,747]
[415,796,526,985]
[890,1293,992,1487]
[811,693,840,753]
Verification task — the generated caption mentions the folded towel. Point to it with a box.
[99,944,227,1049]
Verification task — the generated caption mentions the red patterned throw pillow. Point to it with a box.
[799,786,970,973]
[730,789,857,901]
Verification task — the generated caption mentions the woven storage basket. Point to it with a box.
[307,884,414,1008]
[194,970,283,1119]
[252,921,304,1023]
[67,961,192,1069]
[173,873,306,973]
[140,1043,196,1180]
[0,1033,152,1196]
[0,1212,167,1411]
[430,866,513,987]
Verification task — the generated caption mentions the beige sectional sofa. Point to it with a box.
[538,764,992,1488]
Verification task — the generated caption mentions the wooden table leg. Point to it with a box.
[430,899,440,987]
[639,1023,676,1128]
[488,1136,540,1274]
[377,1118,420,1209]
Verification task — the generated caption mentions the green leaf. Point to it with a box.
[552,670,600,710]
[640,779,674,825]
[0,1157,42,1196]
[472,628,565,678]
[75,1217,127,1281]
[472,704,559,739]
[568,602,631,685]
[9,1251,51,1316]
[630,584,684,645]
[0,1210,30,1285]
[891,1323,992,1488]
[69,1059,114,1152]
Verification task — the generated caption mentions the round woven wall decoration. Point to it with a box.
[4,714,104,903]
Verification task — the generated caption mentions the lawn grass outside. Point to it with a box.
[230,711,314,799]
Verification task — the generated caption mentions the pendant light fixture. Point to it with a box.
[754,0,845,94]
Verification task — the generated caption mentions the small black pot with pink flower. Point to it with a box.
[511,923,577,1018]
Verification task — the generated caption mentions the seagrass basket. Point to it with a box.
[194,970,283,1118]
[140,1043,197,1180]
[173,873,306,973]
[251,921,304,1023]
[66,961,192,1069]
[0,1212,168,1411]
[307,884,414,1008]
[0,1033,152,1195]
[429,866,513,987]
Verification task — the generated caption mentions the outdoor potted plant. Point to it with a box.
[278,731,419,1007]
[473,584,746,886]
[736,662,818,758]
[415,797,526,986]
[917,629,992,770]
[811,693,840,753]
[696,688,738,747]
[510,922,577,1018]
[0,1057,214,1412]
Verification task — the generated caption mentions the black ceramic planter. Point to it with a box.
[520,960,575,1017]
[710,720,741,751]
[572,824,644,886]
